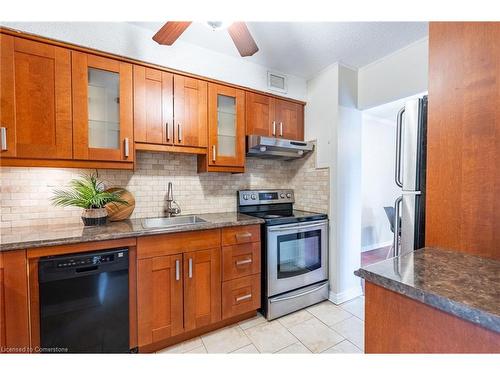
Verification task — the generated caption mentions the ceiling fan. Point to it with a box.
[152,21,259,57]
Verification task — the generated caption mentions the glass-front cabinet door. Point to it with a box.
[72,52,133,162]
[208,83,245,168]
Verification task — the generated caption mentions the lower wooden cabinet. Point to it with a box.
[0,253,5,349]
[0,229,260,353]
[136,226,261,351]
[365,282,500,353]
[222,242,261,281]
[222,274,260,320]
[222,224,260,246]
[137,254,183,347]
[0,250,30,352]
[137,248,221,347]
[183,248,221,331]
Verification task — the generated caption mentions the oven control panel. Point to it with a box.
[238,189,294,205]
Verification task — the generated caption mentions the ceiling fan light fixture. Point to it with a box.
[153,21,258,57]
[206,21,233,31]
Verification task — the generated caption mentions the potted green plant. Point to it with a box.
[51,173,128,226]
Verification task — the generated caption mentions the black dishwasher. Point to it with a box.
[39,248,129,353]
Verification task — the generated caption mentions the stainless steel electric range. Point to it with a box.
[237,189,329,320]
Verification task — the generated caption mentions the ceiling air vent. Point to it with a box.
[267,71,287,94]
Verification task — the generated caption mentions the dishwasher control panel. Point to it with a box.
[56,253,117,268]
[39,248,129,282]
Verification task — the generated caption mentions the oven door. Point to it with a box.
[266,220,328,297]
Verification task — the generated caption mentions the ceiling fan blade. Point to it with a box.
[153,22,192,45]
[227,22,259,57]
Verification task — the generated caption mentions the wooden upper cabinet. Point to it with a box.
[275,99,304,140]
[0,35,73,159]
[208,83,245,168]
[245,92,273,137]
[173,75,207,148]
[245,92,304,141]
[134,66,173,145]
[137,254,184,347]
[183,248,221,331]
[72,51,134,162]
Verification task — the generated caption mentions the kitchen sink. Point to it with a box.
[141,215,207,229]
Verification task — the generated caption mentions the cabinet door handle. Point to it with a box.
[0,127,7,151]
[236,232,252,242]
[212,145,216,162]
[235,258,252,266]
[188,258,193,278]
[124,138,129,157]
[236,294,252,302]
[175,259,180,281]
[178,123,182,142]
[166,122,170,141]
[280,122,283,137]
[272,121,276,136]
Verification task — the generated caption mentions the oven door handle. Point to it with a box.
[267,222,327,232]
[269,282,328,303]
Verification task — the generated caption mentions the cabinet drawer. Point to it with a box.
[222,274,261,320]
[222,242,261,281]
[221,225,260,246]
[137,229,220,259]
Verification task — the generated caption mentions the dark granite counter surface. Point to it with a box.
[0,212,264,252]
[355,247,500,333]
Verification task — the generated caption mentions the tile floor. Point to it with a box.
[157,296,364,354]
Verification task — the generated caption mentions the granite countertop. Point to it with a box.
[0,212,264,252]
[355,247,500,333]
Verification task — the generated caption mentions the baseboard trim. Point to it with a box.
[361,240,392,252]
[328,285,364,305]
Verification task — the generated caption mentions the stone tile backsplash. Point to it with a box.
[0,149,329,228]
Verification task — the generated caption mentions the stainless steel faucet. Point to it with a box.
[165,182,181,217]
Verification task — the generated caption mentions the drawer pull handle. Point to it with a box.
[236,294,252,302]
[235,258,252,266]
[236,232,252,242]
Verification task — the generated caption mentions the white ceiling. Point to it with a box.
[131,22,428,79]
[363,91,427,122]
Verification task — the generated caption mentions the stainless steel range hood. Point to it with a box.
[246,135,314,160]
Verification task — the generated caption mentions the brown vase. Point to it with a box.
[104,188,135,221]
[81,208,108,226]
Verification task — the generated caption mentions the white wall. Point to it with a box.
[0,22,307,101]
[304,64,338,168]
[306,63,363,304]
[330,66,362,303]
[358,38,428,109]
[361,114,400,251]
